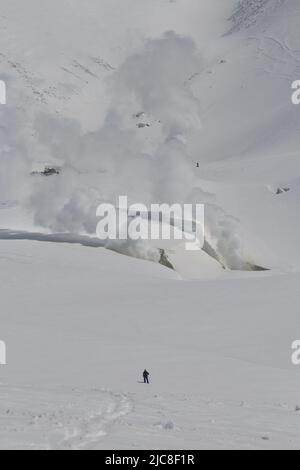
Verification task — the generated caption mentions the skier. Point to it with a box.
[143,369,150,384]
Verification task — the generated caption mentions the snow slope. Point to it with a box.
[1,240,300,449]
[1,0,300,450]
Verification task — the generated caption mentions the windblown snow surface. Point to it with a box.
[1,0,300,449]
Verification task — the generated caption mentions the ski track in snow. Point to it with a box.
[2,383,300,450]
[0,385,132,450]
[99,391,300,450]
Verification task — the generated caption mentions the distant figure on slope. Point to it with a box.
[143,369,150,384]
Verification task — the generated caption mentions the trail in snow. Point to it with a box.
[101,390,300,450]
[2,381,300,450]
[0,384,131,450]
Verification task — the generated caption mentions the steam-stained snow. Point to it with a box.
[1,0,300,449]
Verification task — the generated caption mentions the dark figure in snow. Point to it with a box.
[143,369,150,384]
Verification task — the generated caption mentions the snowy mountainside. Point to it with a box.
[189,0,300,270]
[1,0,299,273]
[1,0,300,450]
